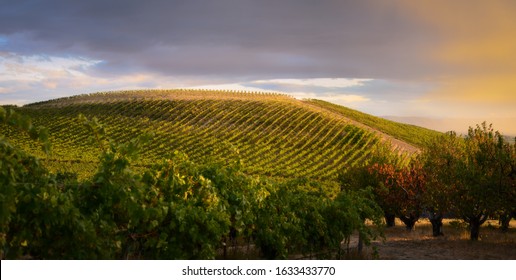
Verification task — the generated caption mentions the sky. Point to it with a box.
[1,0,515,135]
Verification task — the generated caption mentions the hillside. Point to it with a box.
[304,99,441,148]
[3,89,433,181]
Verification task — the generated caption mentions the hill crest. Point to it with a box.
[5,89,440,180]
[26,89,435,152]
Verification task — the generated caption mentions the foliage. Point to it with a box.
[253,179,383,259]
[422,123,515,240]
[421,132,465,235]
[74,114,230,259]
[0,106,51,153]
[136,153,230,259]
[327,187,384,251]
[458,123,515,239]
[1,108,384,259]
[339,142,422,230]
[365,161,426,230]
[1,107,96,259]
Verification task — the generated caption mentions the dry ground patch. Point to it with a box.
[370,219,516,260]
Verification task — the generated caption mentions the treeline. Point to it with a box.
[341,122,515,240]
[0,107,383,259]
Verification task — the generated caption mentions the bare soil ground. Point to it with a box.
[369,219,516,260]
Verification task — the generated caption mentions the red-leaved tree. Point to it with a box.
[368,161,426,231]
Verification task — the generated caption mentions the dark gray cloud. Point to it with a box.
[0,0,438,80]
[3,0,516,135]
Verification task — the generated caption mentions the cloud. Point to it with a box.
[0,52,202,104]
[0,0,436,80]
[184,79,373,107]
[253,78,372,88]
[0,52,101,97]
[1,0,515,133]
[186,83,277,93]
[324,94,370,103]
[384,116,516,136]
[398,0,516,116]
[288,91,370,103]
[0,53,100,83]
[185,80,372,104]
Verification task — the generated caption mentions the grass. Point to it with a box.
[369,219,516,260]
[216,219,516,260]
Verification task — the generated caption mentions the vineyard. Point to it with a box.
[305,99,441,149]
[3,89,426,181]
[0,104,385,259]
[2,90,513,260]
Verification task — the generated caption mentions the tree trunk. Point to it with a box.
[467,213,488,241]
[385,213,396,227]
[499,212,512,232]
[357,233,363,254]
[428,212,444,237]
[399,213,419,231]
[222,240,227,259]
[470,220,480,241]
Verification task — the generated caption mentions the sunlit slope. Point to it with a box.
[5,90,426,180]
[304,99,441,148]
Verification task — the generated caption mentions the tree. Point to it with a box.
[339,142,406,228]
[421,132,463,237]
[339,162,396,227]
[459,123,515,240]
[368,161,425,231]
[424,123,515,240]
[493,136,515,231]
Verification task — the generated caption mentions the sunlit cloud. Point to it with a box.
[186,83,278,93]
[284,91,370,103]
[0,52,101,94]
[184,80,372,107]
[399,0,516,118]
[0,52,191,104]
[325,94,370,103]
[253,78,372,88]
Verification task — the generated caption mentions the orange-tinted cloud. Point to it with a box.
[398,0,516,115]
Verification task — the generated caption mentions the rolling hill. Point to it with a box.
[2,89,440,181]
